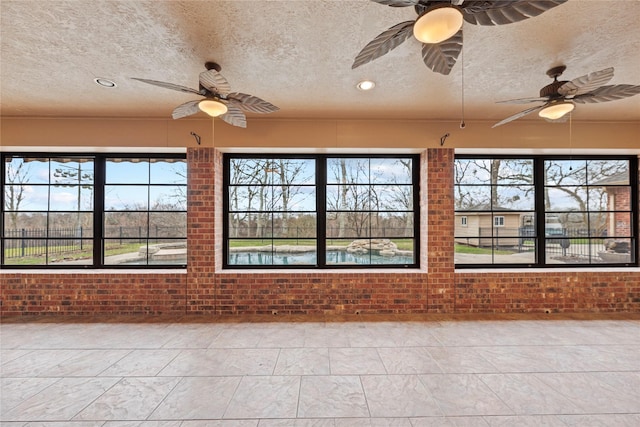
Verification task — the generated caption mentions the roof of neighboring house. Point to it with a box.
[594,171,630,186]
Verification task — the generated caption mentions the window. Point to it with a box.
[455,155,638,267]
[1,153,186,268]
[224,155,419,268]
[460,216,467,226]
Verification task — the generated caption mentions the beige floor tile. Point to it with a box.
[2,377,119,421]
[329,347,386,375]
[150,376,241,420]
[99,349,181,376]
[377,347,443,374]
[478,373,582,415]
[73,377,181,421]
[419,374,513,416]
[361,375,441,418]
[273,348,330,375]
[298,376,369,418]
[223,376,300,419]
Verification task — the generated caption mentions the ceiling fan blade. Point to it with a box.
[352,20,414,69]
[496,97,550,104]
[219,105,247,128]
[131,78,201,95]
[227,92,279,114]
[492,103,546,128]
[172,100,201,120]
[370,0,419,5]
[421,29,462,75]
[572,84,640,104]
[462,0,567,26]
[558,67,614,97]
[199,69,231,96]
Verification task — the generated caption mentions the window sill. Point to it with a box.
[455,267,640,274]
[0,269,187,274]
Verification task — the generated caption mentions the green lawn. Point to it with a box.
[4,242,146,265]
[455,243,515,255]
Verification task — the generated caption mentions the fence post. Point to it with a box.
[80,226,83,250]
[21,228,26,257]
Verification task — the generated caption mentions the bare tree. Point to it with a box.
[4,158,31,230]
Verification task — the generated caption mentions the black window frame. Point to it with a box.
[223,153,420,269]
[454,154,639,268]
[1,152,187,269]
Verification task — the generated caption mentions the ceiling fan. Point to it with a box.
[132,62,279,128]
[352,0,567,75]
[493,66,640,128]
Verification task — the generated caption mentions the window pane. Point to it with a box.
[325,239,413,266]
[3,240,47,265]
[494,186,535,210]
[4,157,49,184]
[49,185,93,211]
[285,187,316,211]
[272,213,316,239]
[51,159,94,185]
[545,160,586,185]
[47,240,93,265]
[106,159,149,184]
[587,160,629,185]
[104,212,149,238]
[545,186,588,211]
[150,185,186,210]
[49,213,93,237]
[228,239,316,266]
[105,185,149,210]
[326,184,370,211]
[3,213,47,236]
[326,212,370,238]
[496,160,534,185]
[229,212,273,238]
[370,158,412,184]
[370,212,413,238]
[150,159,187,184]
[455,185,492,210]
[371,185,413,211]
[326,158,369,183]
[149,212,187,238]
[455,159,493,184]
[600,238,633,263]
[229,186,270,211]
[5,185,49,211]
[104,239,149,265]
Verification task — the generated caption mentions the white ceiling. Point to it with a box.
[1,0,640,126]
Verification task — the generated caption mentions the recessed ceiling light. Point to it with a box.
[94,78,117,88]
[356,80,375,91]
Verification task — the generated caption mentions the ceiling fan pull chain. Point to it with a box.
[460,45,466,129]
[569,113,573,170]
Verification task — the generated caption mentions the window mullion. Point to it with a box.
[94,156,105,267]
[317,157,326,267]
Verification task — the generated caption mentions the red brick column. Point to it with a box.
[426,148,455,312]
[186,147,217,314]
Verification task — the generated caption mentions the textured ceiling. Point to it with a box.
[1,0,639,125]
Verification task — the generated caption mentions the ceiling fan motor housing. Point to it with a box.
[540,80,568,98]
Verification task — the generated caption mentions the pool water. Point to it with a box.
[228,250,414,266]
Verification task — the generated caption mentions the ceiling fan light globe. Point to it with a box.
[413,5,463,44]
[539,101,575,120]
[198,99,228,117]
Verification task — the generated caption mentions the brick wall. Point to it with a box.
[1,147,639,317]
[0,272,186,316]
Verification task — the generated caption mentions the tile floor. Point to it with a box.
[1,318,639,426]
